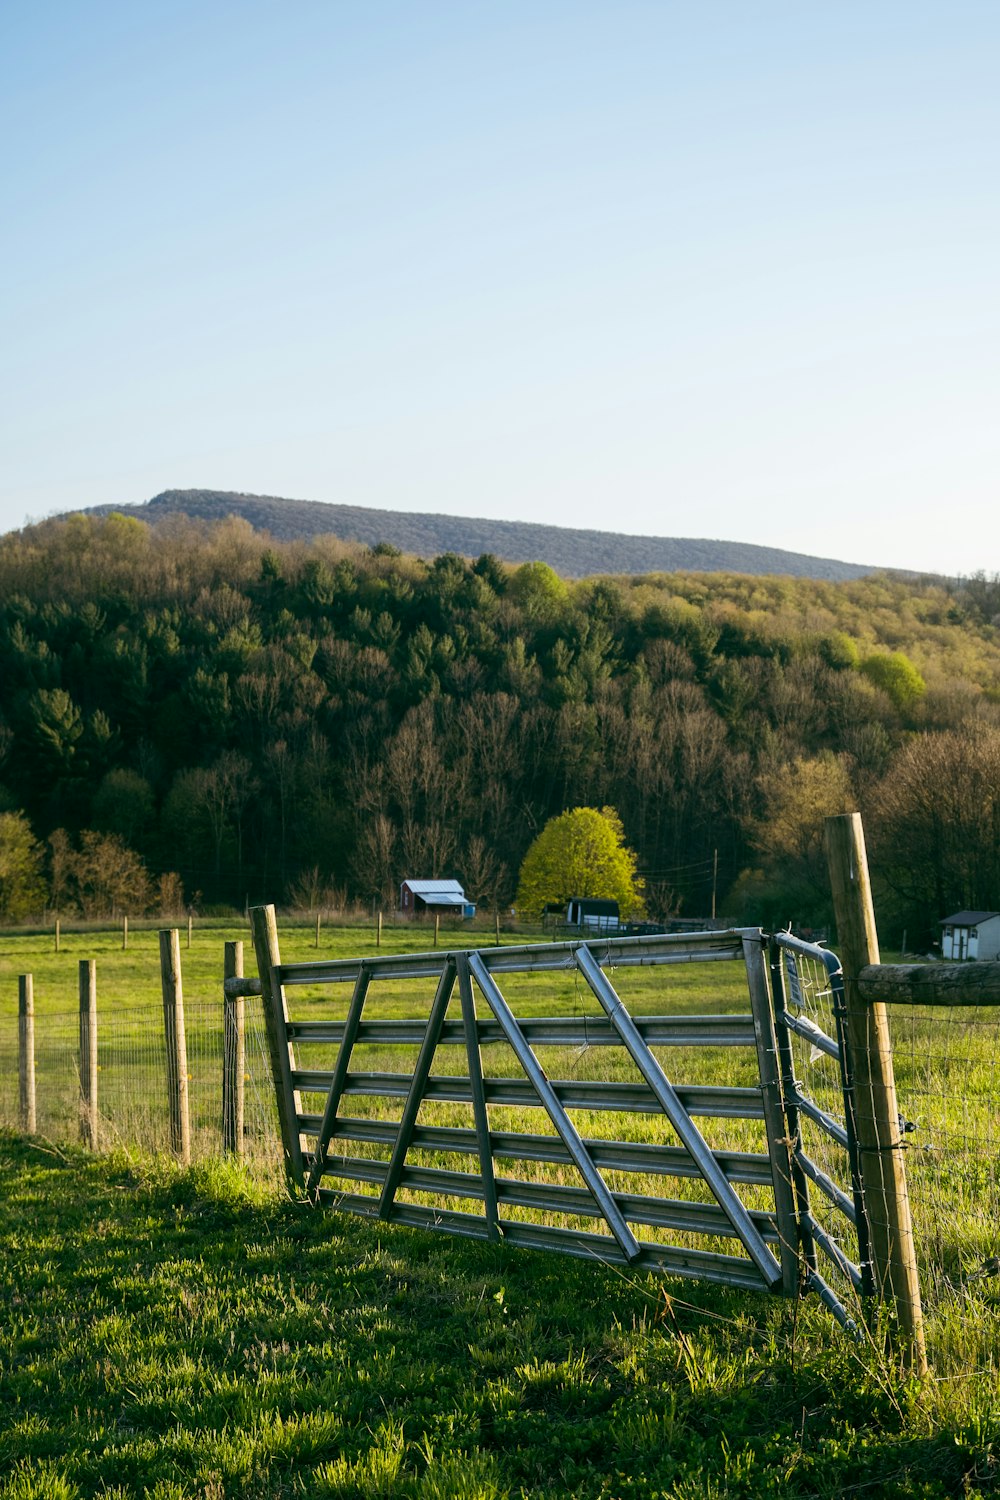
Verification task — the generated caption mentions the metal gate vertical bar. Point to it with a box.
[457,953,500,1240]
[306,964,373,1196]
[467,951,642,1264]
[822,950,876,1299]
[740,932,800,1296]
[768,939,817,1275]
[574,943,781,1289]
[378,959,457,1218]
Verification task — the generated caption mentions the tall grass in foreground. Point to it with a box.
[2,1137,998,1500]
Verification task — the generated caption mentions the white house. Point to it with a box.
[940,911,1000,961]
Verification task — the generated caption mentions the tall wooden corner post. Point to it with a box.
[824,813,927,1375]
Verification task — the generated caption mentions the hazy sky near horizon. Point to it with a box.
[3,2,998,576]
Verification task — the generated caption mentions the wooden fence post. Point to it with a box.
[78,959,98,1149]
[18,975,36,1135]
[187,913,193,950]
[223,940,245,1158]
[159,929,191,1164]
[122,914,128,951]
[434,913,440,948]
[825,812,927,1374]
[54,917,60,954]
[315,912,321,948]
[249,905,305,1191]
[495,911,501,946]
[376,910,382,948]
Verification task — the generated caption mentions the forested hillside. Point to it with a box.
[85,488,878,581]
[0,510,998,943]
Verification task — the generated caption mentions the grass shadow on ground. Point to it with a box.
[0,1134,996,1499]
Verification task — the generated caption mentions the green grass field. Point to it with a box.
[3,1136,997,1500]
[0,918,544,1165]
[3,920,1000,1495]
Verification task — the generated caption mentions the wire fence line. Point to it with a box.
[880,1002,1000,1371]
[0,987,281,1175]
[777,942,1000,1372]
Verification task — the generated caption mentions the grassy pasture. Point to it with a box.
[0,918,542,1165]
[2,923,1000,1494]
[2,1136,997,1500]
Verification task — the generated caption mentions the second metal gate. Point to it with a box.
[769,932,874,1331]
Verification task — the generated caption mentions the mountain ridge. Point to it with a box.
[80,487,878,581]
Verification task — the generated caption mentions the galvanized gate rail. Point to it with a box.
[769,932,874,1331]
[251,908,808,1297]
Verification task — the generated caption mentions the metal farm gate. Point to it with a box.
[250,910,867,1322]
[769,933,875,1331]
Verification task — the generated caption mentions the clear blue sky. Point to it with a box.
[3,2,998,575]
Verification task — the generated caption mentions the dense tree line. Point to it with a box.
[0,511,997,941]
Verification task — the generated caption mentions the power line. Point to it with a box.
[638,857,716,878]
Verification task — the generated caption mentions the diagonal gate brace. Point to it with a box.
[306,963,373,1197]
[574,944,782,1290]
[457,953,501,1239]
[467,951,642,1264]
[378,959,457,1219]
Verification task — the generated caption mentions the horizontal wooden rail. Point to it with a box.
[224,976,263,999]
[858,961,1000,1006]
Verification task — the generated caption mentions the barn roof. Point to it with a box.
[403,879,468,905]
[939,910,1000,926]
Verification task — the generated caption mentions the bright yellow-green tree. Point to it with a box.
[515,806,645,920]
[859,650,926,712]
[0,810,47,922]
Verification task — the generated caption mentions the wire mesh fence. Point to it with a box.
[880,1001,1000,1372]
[0,1018,17,1132]
[0,989,281,1178]
[772,938,1000,1372]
